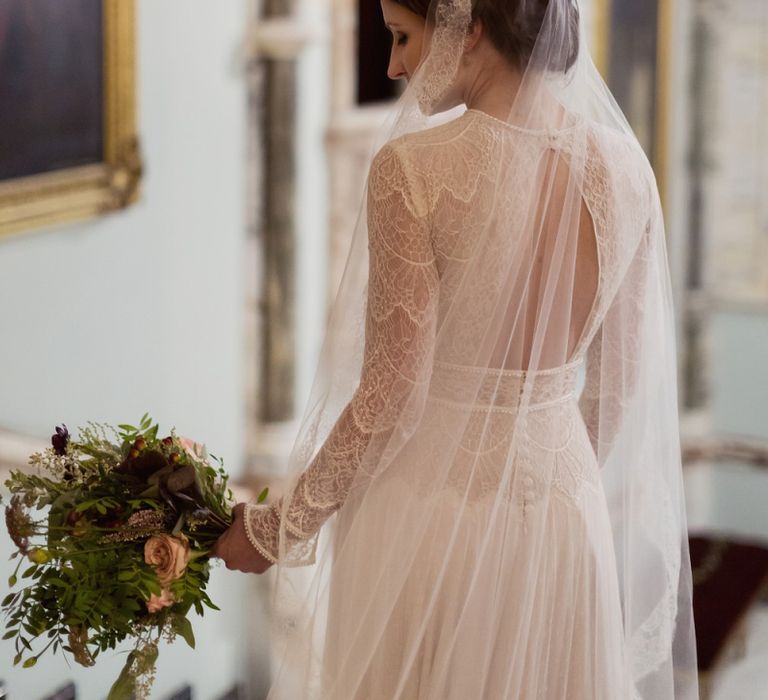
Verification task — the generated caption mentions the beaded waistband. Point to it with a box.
[427,358,583,411]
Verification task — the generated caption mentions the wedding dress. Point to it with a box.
[243,1,699,698]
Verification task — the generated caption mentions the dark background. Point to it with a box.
[357,0,399,105]
[606,0,660,160]
[0,0,104,181]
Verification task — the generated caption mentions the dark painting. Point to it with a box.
[606,0,659,160]
[0,0,104,181]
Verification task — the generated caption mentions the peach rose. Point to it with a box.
[144,534,190,587]
[146,588,175,613]
[179,436,201,460]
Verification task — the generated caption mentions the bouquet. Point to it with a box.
[2,414,267,699]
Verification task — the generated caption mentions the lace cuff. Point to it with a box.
[243,500,318,567]
[243,502,281,563]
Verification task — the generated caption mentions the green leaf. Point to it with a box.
[107,656,138,700]
[2,630,16,640]
[174,615,195,649]
[21,566,37,579]
[172,512,186,536]
[2,592,16,606]
[23,656,37,668]
[144,576,162,596]
[13,652,22,666]
[75,499,99,512]
[7,575,16,587]
[257,487,269,503]
[117,571,134,582]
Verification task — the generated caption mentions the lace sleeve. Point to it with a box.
[578,213,654,466]
[244,143,440,566]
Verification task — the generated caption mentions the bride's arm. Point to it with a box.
[244,143,439,566]
[578,212,655,466]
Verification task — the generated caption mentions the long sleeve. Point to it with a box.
[244,143,440,566]
[578,211,655,466]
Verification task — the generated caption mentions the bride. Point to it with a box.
[214,0,699,697]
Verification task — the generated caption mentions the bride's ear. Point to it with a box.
[464,17,483,53]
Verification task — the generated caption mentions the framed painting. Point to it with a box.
[0,0,141,238]
[592,0,673,205]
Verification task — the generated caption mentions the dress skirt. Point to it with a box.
[319,366,633,700]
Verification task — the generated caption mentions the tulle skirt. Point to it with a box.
[319,395,634,699]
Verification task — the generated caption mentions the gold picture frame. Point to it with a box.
[592,0,673,210]
[0,0,142,239]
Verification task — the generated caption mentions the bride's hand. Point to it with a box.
[211,503,274,574]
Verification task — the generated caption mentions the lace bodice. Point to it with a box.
[245,108,656,566]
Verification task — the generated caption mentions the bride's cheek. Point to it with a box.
[410,39,424,72]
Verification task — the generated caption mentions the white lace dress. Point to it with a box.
[245,108,656,699]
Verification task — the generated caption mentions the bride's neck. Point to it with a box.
[463,61,523,120]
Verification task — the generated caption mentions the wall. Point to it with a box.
[0,1,253,697]
[685,310,768,538]
[0,1,247,469]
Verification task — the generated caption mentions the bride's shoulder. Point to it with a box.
[586,121,656,201]
[369,113,490,213]
[375,112,485,164]
[587,121,652,174]
[399,112,479,145]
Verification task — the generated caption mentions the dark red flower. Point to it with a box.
[51,424,69,456]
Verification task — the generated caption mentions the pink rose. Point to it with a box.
[144,534,190,587]
[146,588,175,613]
[179,436,201,460]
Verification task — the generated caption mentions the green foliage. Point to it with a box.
[1,415,266,700]
[172,615,195,650]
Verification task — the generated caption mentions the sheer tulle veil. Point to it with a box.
[245,0,699,697]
